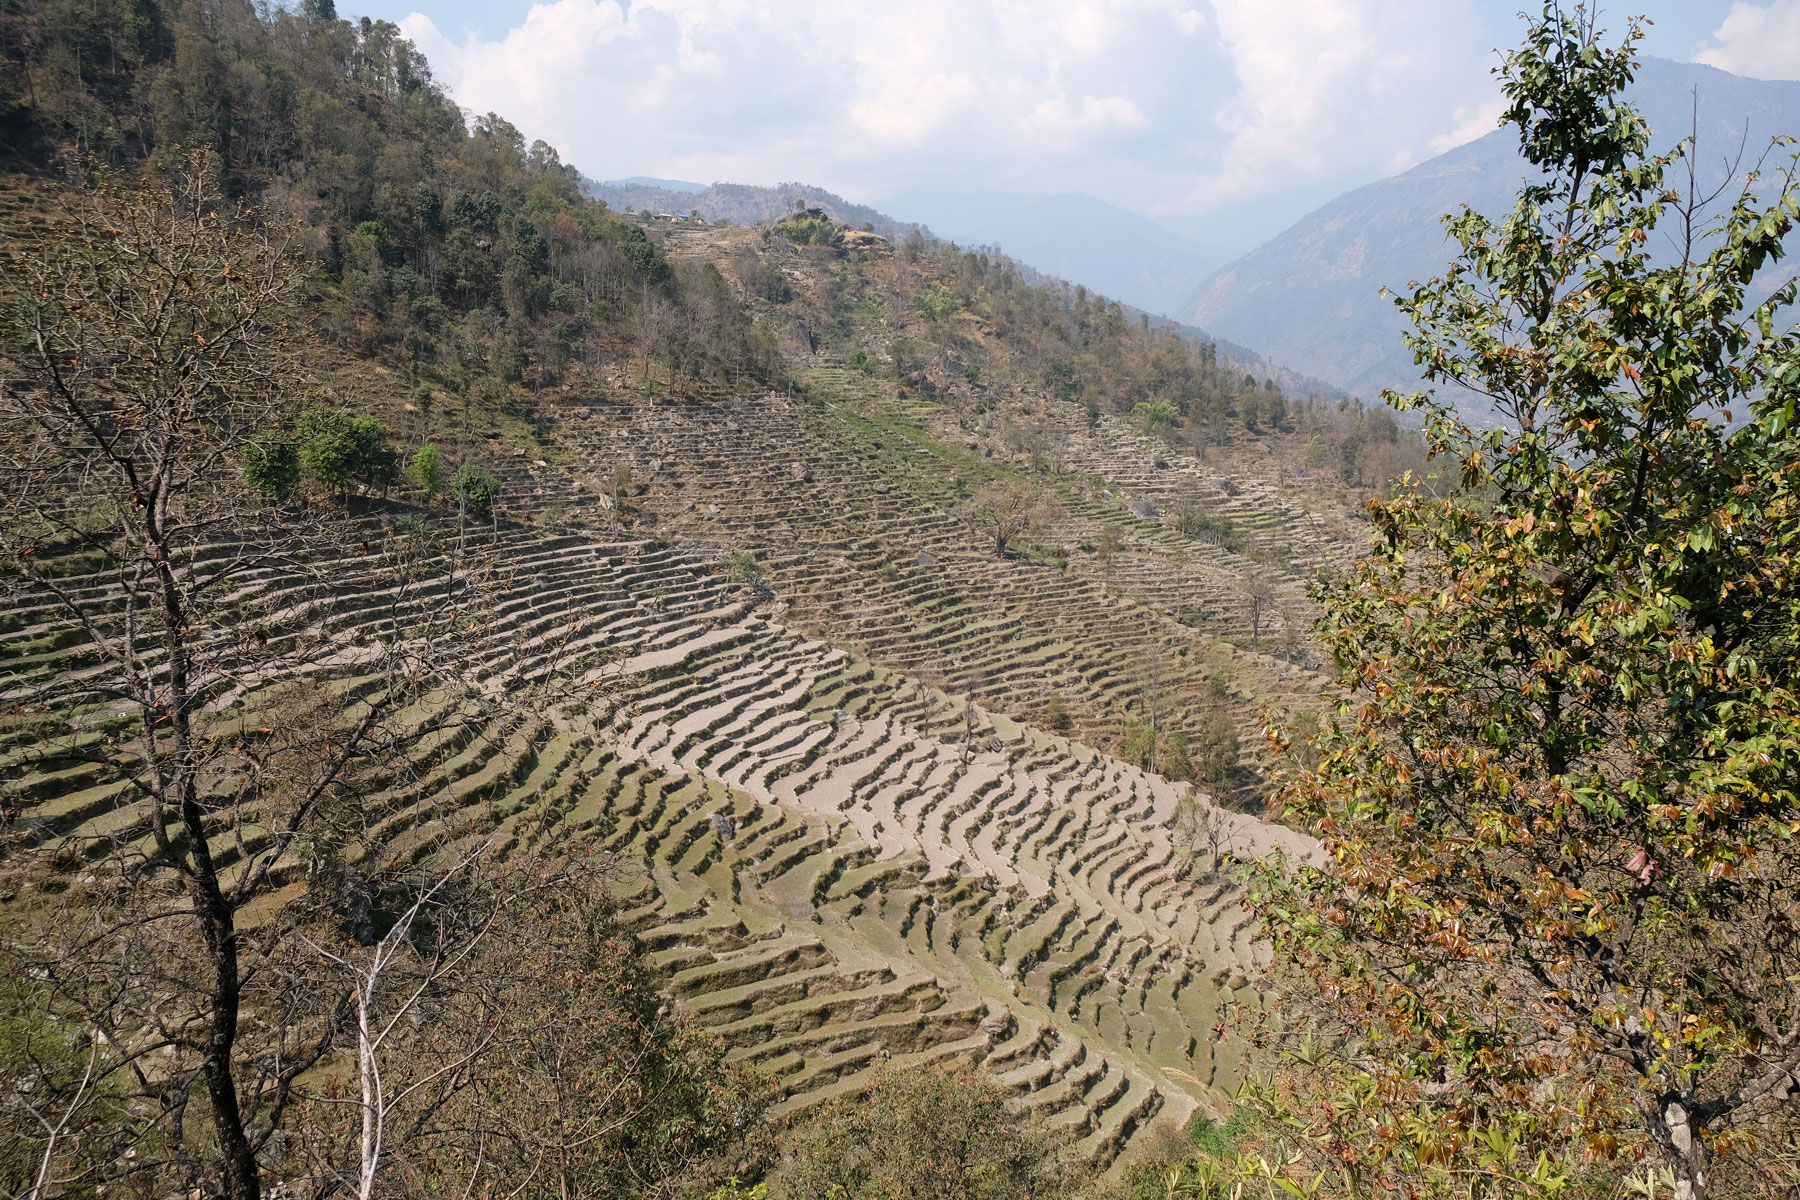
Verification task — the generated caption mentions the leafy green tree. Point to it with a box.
[917,284,962,322]
[1134,399,1177,431]
[410,443,445,499]
[297,407,399,498]
[1258,8,1800,1198]
[451,462,500,517]
[243,441,300,502]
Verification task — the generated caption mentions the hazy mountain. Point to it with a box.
[601,175,708,193]
[1186,58,1800,405]
[884,188,1222,320]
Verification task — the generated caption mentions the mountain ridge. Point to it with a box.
[1185,56,1800,406]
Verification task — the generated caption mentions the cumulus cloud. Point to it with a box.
[1695,1,1800,80]
[399,0,1507,228]
[1193,0,1494,205]
[1429,96,1508,154]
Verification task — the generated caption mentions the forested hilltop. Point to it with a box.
[5,3,1799,1200]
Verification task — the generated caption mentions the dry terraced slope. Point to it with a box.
[5,218,1370,1170]
[497,358,1349,774]
[3,519,1312,1166]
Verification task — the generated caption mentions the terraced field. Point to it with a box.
[2,513,1313,1168]
[506,363,1347,775]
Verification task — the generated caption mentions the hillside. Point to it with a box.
[11,2,1797,1197]
[581,176,926,243]
[0,2,1421,1195]
[1186,56,1800,407]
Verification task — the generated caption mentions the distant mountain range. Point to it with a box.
[1184,58,1800,405]
[600,175,708,194]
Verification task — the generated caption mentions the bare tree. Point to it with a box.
[1242,573,1276,652]
[967,481,1057,556]
[1173,788,1234,880]
[296,842,508,1200]
[0,156,574,1200]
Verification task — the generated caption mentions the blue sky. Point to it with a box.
[349,1,1800,253]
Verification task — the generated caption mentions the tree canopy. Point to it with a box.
[1256,7,1800,1199]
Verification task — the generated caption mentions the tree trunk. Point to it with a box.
[1643,1097,1711,1200]
[162,563,261,1200]
[357,985,379,1200]
[194,865,260,1200]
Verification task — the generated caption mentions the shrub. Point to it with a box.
[410,444,445,499]
[776,1062,1074,1200]
[722,550,763,590]
[450,463,500,516]
[243,441,300,502]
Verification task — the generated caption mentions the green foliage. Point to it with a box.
[1259,6,1800,1194]
[776,1062,1072,1200]
[707,1181,769,1200]
[1189,713,1239,785]
[6,0,782,401]
[243,440,300,502]
[775,214,835,246]
[450,462,499,516]
[296,406,399,497]
[410,443,444,498]
[1134,399,1178,430]
[1120,720,1157,771]
[1186,1107,1252,1159]
[1171,503,1243,551]
[917,284,963,322]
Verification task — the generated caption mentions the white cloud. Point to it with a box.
[1429,96,1508,154]
[1695,1,1800,80]
[1191,0,1493,206]
[399,0,1506,231]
